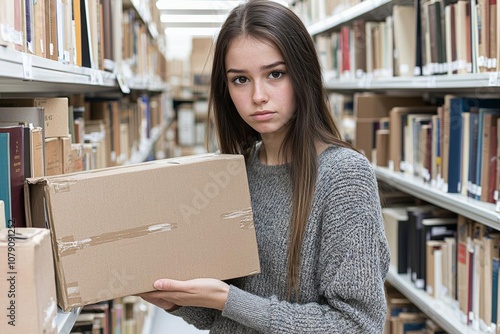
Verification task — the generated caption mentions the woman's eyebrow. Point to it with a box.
[226,61,285,74]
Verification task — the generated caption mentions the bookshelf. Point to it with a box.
[56,307,82,334]
[324,72,500,92]
[307,0,413,35]
[0,47,117,94]
[386,268,483,334]
[0,0,170,332]
[375,167,500,229]
[294,0,500,332]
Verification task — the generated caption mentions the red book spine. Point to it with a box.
[0,126,25,227]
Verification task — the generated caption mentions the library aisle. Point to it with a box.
[150,306,209,334]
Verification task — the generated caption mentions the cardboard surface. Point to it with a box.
[0,228,57,333]
[25,154,260,311]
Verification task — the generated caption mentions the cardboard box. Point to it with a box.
[25,154,260,311]
[45,137,63,176]
[353,93,424,119]
[0,228,57,333]
[0,98,69,138]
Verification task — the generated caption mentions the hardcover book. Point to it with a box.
[0,133,11,227]
[0,126,24,227]
[389,106,437,172]
[382,207,410,274]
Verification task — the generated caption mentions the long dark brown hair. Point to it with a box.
[209,0,353,299]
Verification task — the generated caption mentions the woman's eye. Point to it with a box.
[232,76,248,84]
[269,71,284,79]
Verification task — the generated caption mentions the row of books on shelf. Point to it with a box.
[315,0,499,80]
[385,281,447,334]
[292,0,363,27]
[0,93,172,228]
[0,0,167,82]
[344,92,500,207]
[382,197,500,333]
[70,297,150,334]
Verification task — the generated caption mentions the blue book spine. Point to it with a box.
[448,98,464,193]
[492,258,499,324]
[0,133,12,227]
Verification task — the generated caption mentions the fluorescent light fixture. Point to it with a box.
[161,14,227,23]
[164,27,221,37]
[156,1,244,11]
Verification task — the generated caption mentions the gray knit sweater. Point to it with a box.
[172,145,390,333]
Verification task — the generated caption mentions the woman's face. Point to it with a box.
[225,36,296,141]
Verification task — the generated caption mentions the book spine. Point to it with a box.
[0,133,12,227]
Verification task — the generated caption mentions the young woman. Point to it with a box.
[138,1,390,332]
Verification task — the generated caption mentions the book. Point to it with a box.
[0,200,5,228]
[0,126,25,227]
[375,129,390,167]
[480,113,499,202]
[483,234,500,331]
[444,236,457,300]
[0,107,45,172]
[497,118,500,207]
[14,0,25,52]
[426,240,444,298]
[457,216,475,324]
[404,114,434,177]
[0,97,69,138]
[24,126,44,178]
[469,108,480,198]
[442,98,500,197]
[0,133,11,227]
[382,207,410,274]
[0,0,16,48]
[388,106,437,172]
[393,5,417,76]
[33,0,46,58]
[0,107,45,137]
[492,257,500,327]
[461,112,471,196]
[420,217,457,291]
[45,0,58,61]
[475,108,500,200]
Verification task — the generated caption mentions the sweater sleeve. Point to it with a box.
[222,151,390,333]
[169,307,219,330]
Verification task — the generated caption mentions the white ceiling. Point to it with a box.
[156,0,292,36]
[155,0,293,59]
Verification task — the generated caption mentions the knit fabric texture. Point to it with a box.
[172,145,390,333]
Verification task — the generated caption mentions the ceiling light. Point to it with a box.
[156,1,244,11]
[164,27,221,37]
[161,14,227,23]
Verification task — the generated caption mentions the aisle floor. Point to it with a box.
[151,306,209,333]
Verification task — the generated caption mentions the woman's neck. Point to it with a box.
[259,140,285,165]
[259,139,331,166]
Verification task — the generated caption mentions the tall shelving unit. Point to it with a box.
[293,0,500,333]
[0,0,171,333]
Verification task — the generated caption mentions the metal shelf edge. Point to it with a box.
[56,307,82,334]
[386,268,485,334]
[375,167,500,229]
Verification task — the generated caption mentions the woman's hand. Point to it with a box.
[137,278,230,311]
